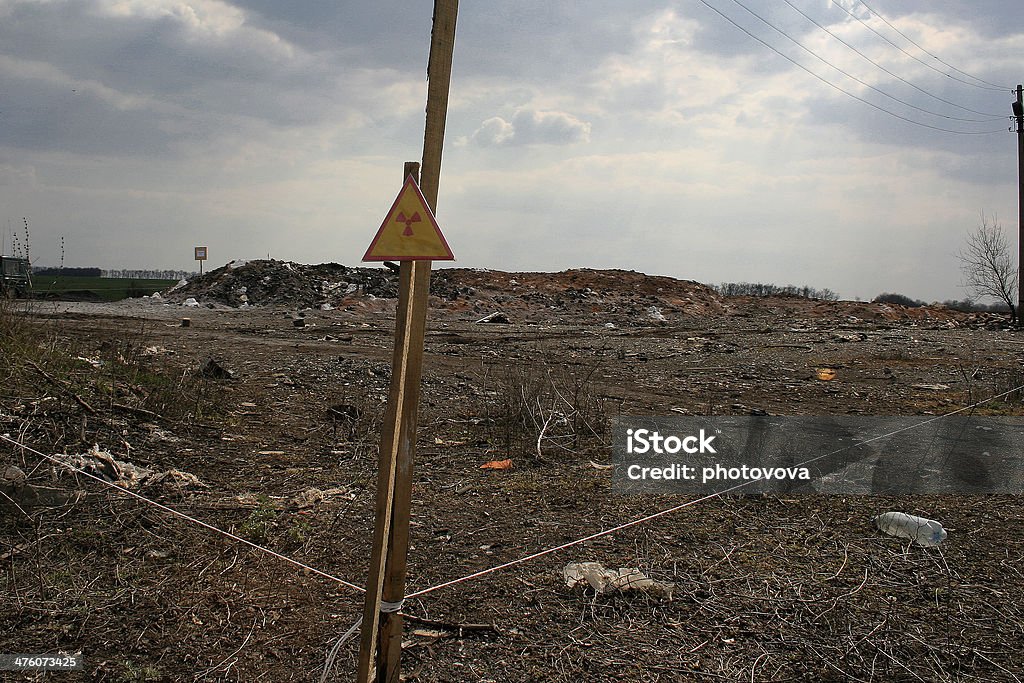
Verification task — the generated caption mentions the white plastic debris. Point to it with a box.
[875,512,947,547]
[563,562,674,599]
[475,312,510,324]
[182,297,200,307]
[647,306,666,322]
[56,447,204,489]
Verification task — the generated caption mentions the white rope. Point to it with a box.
[0,432,365,594]
[379,599,405,613]
[406,382,1024,599]
[319,616,363,683]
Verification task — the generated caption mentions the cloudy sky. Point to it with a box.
[1,0,1021,301]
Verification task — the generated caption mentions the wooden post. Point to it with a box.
[356,161,427,682]
[355,2,458,680]
[377,3,458,680]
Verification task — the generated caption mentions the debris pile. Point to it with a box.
[158,259,1003,329]
[162,260,728,321]
[164,260,400,309]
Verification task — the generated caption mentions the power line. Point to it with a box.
[833,0,1009,93]
[779,0,1004,119]
[692,0,1006,135]
[855,0,1012,91]
[722,0,1003,124]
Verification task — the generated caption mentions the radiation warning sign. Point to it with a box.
[362,175,454,261]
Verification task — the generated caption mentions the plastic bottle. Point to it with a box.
[874,512,947,547]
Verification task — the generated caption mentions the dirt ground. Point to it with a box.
[2,265,1024,682]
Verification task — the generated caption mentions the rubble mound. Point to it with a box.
[164,260,398,309]
[432,268,729,321]
[159,260,1002,329]
[163,261,728,319]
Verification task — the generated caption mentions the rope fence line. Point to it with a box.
[4,380,1023,605]
[406,382,1024,600]
[0,432,365,594]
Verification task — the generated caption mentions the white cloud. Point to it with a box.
[469,117,515,146]
[469,109,591,147]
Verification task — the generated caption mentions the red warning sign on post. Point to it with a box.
[362,175,454,261]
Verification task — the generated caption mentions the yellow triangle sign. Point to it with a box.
[363,175,455,261]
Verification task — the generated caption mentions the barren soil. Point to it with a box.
[2,265,1024,682]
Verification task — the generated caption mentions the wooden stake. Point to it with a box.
[356,164,426,683]
[376,3,456,679]
[357,0,458,678]
[378,3,458,680]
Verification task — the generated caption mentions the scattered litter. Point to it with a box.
[875,511,947,547]
[589,461,614,470]
[59,446,151,486]
[563,562,675,599]
[146,468,207,489]
[76,356,103,368]
[434,437,467,447]
[815,368,837,381]
[199,357,235,379]
[911,383,950,391]
[182,297,200,307]
[291,487,354,509]
[647,306,667,322]
[56,446,205,490]
[475,312,510,324]
[480,459,513,471]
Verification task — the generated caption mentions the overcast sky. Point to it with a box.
[1,0,1021,301]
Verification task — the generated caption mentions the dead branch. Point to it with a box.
[26,360,97,415]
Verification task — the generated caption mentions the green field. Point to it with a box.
[29,276,177,301]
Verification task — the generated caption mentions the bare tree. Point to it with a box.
[958,212,1018,324]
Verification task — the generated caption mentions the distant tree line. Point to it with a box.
[102,269,195,280]
[873,292,1011,313]
[32,267,195,280]
[32,266,101,277]
[716,282,840,301]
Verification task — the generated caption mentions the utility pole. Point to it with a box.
[1014,84,1023,327]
